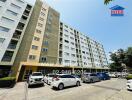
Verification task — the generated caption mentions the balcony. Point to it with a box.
[12,34,20,39]
[12,30,21,39]
[17,22,25,30]
[23,10,30,16]
[20,15,27,24]
[7,40,18,50]
[26,4,32,11]
[2,51,13,62]
[8,44,16,49]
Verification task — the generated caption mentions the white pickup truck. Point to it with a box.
[28,72,44,87]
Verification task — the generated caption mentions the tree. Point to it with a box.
[104,0,113,5]
[109,49,125,72]
[109,47,132,72]
[124,47,132,67]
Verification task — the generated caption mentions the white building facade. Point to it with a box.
[0,0,33,65]
[59,22,108,69]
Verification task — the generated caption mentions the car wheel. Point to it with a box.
[42,83,44,86]
[76,81,80,86]
[58,83,64,90]
[28,84,30,88]
[83,81,85,83]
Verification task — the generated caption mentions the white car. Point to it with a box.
[51,74,81,90]
[108,72,117,78]
[127,79,132,90]
[44,74,55,85]
[28,72,44,87]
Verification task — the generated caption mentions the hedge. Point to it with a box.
[126,74,132,80]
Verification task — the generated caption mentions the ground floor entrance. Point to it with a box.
[17,65,109,81]
[0,66,11,78]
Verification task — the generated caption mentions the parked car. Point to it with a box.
[51,74,81,90]
[96,72,110,80]
[108,72,117,78]
[28,72,44,87]
[81,73,100,83]
[44,74,55,85]
[126,79,132,91]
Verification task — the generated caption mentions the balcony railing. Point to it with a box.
[20,18,26,24]
[2,56,12,62]
[23,12,29,16]
[8,44,16,49]
[12,34,20,39]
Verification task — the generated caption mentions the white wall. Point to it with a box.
[0,0,27,61]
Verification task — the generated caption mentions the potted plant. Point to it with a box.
[0,77,16,88]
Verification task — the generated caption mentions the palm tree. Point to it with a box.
[104,0,113,4]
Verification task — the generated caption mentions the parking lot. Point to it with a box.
[0,78,132,100]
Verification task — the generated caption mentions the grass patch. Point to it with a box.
[0,77,16,81]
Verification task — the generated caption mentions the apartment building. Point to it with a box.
[0,0,33,77]
[59,22,108,69]
[0,0,109,81]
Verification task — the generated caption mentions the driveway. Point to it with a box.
[0,78,131,100]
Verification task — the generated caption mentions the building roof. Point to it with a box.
[110,5,125,10]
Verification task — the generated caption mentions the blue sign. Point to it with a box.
[110,5,125,16]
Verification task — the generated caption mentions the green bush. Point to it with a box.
[0,77,16,81]
[126,74,132,80]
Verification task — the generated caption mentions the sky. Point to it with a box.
[27,0,132,61]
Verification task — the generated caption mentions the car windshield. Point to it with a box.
[32,73,42,76]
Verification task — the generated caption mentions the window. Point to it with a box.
[64,29,68,32]
[65,25,68,28]
[36,29,41,34]
[65,46,69,49]
[42,48,48,52]
[70,37,74,40]
[17,0,24,3]
[71,47,75,51]
[39,17,44,21]
[11,3,21,9]
[0,26,10,32]
[70,32,74,35]
[29,55,36,60]
[34,36,40,41]
[70,28,73,31]
[0,38,5,43]
[82,51,85,54]
[41,57,47,62]
[0,6,2,12]
[64,52,69,56]
[32,45,38,50]
[65,60,70,63]
[64,34,69,38]
[71,54,75,57]
[42,7,46,11]
[83,56,86,59]
[71,61,76,64]
[64,40,69,43]
[43,41,48,45]
[41,12,45,16]
[71,42,74,45]
[38,23,43,27]
[1,17,15,23]
[0,0,7,2]
[6,9,18,16]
